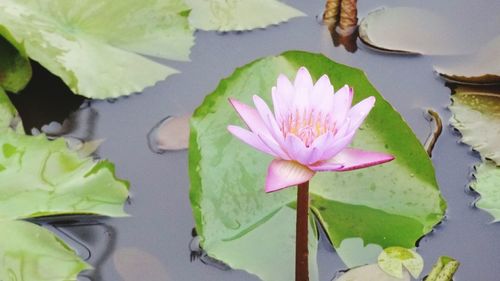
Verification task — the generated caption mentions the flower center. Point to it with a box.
[281,109,336,147]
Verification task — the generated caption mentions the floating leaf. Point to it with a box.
[0,129,129,219]
[189,51,445,280]
[0,30,31,93]
[359,7,465,55]
[449,87,500,164]
[335,264,410,281]
[471,161,500,221]
[185,0,305,31]
[435,37,500,84]
[0,220,90,280]
[377,247,423,279]
[0,0,194,99]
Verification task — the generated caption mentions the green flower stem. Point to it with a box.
[296,181,309,281]
[425,257,460,281]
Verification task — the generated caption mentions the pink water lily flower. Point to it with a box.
[227,67,394,193]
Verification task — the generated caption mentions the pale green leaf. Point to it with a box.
[377,247,423,279]
[0,220,90,281]
[189,51,446,280]
[0,0,194,99]
[471,161,500,222]
[449,87,500,164]
[185,0,305,31]
[0,129,129,219]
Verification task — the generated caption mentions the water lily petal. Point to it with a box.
[308,132,335,164]
[227,125,275,156]
[309,161,344,171]
[327,148,395,171]
[348,96,376,132]
[258,133,291,160]
[229,98,269,135]
[331,85,354,126]
[285,134,312,165]
[311,74,334,112]
[253,95,286,144]
[273,74,295,122]
[320,130,357,160]
[265,159,315,193]
[293,67,314,91]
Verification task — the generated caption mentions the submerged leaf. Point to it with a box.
[359,7,465,55]
[114,247,169,281]
[0,0,195,99]
[435,37,500,84]
[335,238,383,268]
[0,30,31,93]
[189,51,445,280]
[335,264,410,281]
[449,87,500,164]
[185,0,305,31]
[0,129,129,219]
[149,115,191,152]
[0,220,90,280]
[377,247,423,278]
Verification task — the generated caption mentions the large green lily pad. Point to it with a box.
[189,51,446,280]
[185,0,305,31]
[0,0,194,99]
[0,220,90,280]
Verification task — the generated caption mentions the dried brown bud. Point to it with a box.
[338,0,358,35]
[323,0,340,24]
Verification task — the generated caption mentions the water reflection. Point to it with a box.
[189,228,231,271]
[34,216,117,281]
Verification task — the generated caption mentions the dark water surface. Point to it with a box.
[11,0,500,280]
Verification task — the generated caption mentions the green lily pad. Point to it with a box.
[0,0,194,99]
[0,29,31,93]
[449,87,500,164]
[185,0,305,31]
[471,161,500,222]
[189,51,446,280]
[0,129,129,219]
[0,220,90,280]
[377,247,423,278]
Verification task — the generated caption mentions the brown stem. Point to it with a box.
[424,109,443,157]
[295,181,309,281]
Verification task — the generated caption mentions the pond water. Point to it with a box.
[9,0,500,280]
